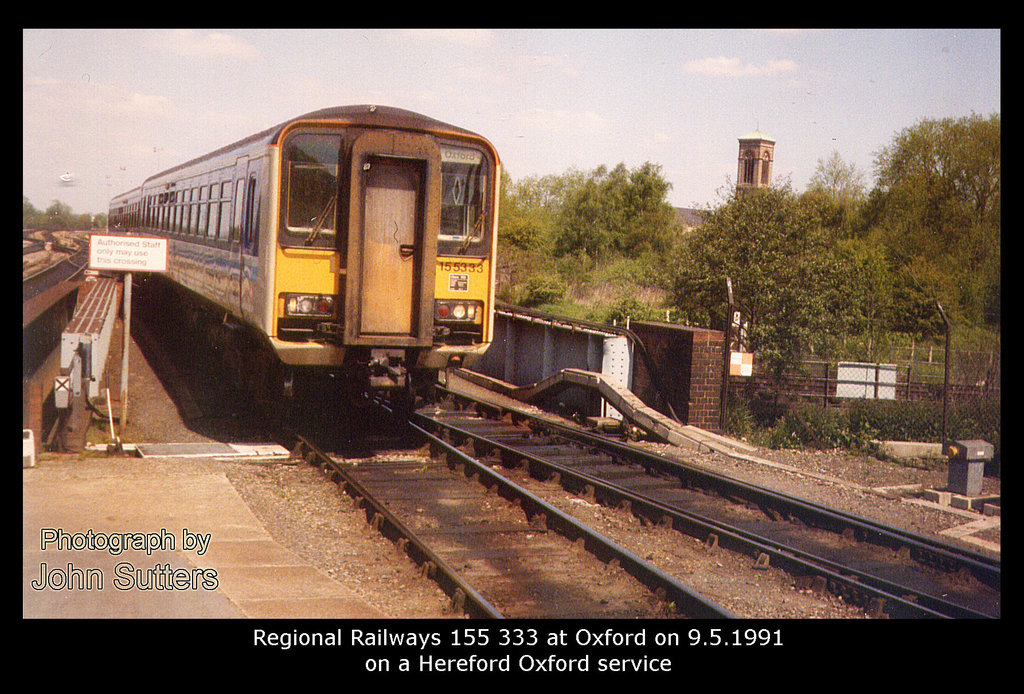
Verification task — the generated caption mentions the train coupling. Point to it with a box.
[317,321,342,337]
[368,348,407,389]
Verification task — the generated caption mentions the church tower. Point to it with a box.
[736,130,775,196]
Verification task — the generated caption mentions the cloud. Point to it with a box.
[24,77,175,121]
[685,56,798,77]
[146,30,260,59]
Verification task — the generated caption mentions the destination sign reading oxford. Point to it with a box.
[89,234,168,273]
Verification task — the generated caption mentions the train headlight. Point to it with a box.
[435,300,482,322]
[284,293,336,317]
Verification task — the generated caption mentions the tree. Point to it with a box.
[23,197,43,229]
[24,196,106,231]
[865,113,1000,326]
[806,151,867,237]
[496,170,568,304]
[45,200,74,225]
[498,170,560,252]
[666,184,859,382]
[808,150,867,203]
[553,165,616,260]
[553,162,678,261]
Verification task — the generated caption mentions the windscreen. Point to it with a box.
[281,132,342,248]
[438,145,490,256]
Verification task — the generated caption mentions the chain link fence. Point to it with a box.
[726,346,1001,465]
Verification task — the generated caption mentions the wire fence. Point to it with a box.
[727,346,1001,459]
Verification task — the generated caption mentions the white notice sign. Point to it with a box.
[89,234,168,272]
[730,351,754,377]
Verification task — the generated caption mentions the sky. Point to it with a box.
[23,28,1001,216]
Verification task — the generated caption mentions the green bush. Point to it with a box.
[723,394,754,439]
[517,276,565,308]
[731,396,1000,458]
[761,404,860,449]
[846,399,948,442]
[598,296,665,325]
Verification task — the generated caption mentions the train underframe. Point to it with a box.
[133,275,440,428]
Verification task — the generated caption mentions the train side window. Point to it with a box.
[208,196,220,238]
[232,178,245,242]
[218,184,232,241]
[190,189,199,235]
[199,189,210,237]
[190,187,198,235]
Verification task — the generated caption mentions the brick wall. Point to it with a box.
[630,321,724,431]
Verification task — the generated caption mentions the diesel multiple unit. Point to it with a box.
[108,105,499,408]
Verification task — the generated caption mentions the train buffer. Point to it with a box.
[53,276,121,450]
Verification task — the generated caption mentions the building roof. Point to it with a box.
[738,129,775,143]
[674,207,704,229]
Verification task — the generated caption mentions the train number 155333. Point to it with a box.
[438,260,484,274]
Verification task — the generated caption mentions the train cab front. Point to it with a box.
[270,111,499,398]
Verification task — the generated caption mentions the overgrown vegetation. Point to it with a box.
[23,197,106,231]
[725,393,1000,457]
[497,113,1001,372]
[496,114,999,452]
[24,115,1000,453]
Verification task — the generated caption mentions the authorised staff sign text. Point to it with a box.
[89,234,168,272]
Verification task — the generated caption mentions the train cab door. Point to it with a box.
[236,159,260,321]
[361,158,418,333]
[345,131,439,347]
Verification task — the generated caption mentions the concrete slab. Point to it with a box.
[921,489,952,505]
[135,442,290,458]
[875,440,944,459]
[23,456,383,619]
[938,515,1001,540]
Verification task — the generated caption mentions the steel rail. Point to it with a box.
[537,415,1001,582]
[290,435,505,619]
[419,413,992,619]
[439,390,1000,585]
[23,249,90,303]
[23,247,89,284]
[405,414,738,619]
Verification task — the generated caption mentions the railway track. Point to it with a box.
[23,247,89,302]
[122,301,731,618]
[50,284,997,620]
[408,390,999,620]
[291,423,737,619]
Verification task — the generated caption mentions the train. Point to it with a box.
[108,105,500,413]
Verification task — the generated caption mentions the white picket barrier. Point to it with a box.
[23,429,36,468]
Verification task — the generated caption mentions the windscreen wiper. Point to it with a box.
[305,194,337,246]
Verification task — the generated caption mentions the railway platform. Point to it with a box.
[23,304,384,620]
[23,454,384,619]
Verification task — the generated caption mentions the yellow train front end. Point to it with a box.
[268,106,499,400]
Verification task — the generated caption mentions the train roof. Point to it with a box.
[138,105,491,189]
[287,105,484,139]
